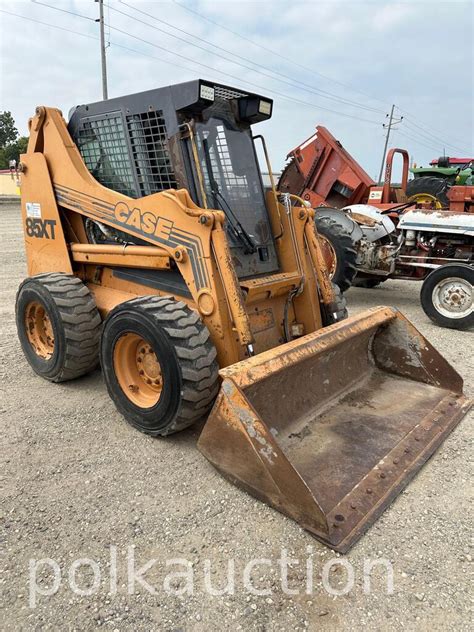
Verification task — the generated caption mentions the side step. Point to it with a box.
[198,307,471,552]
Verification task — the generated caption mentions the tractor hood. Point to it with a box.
[399,210,474,236]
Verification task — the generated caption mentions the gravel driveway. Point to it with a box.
[1,202,472,630]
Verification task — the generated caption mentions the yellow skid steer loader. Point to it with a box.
[16,81,471,552]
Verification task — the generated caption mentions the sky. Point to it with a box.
[0,0,473,179]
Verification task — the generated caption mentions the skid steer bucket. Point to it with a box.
[198,306,471,552]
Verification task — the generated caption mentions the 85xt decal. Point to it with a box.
[25,217,56,239]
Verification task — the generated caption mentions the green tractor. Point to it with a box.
[407,156,473,208]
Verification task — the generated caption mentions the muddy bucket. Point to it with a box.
[198,307,471,552]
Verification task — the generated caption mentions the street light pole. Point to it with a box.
[96,0,108,100]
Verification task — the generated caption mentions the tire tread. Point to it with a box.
[17,273,101,382]
[315,216,358,292]
[406,176,450,207]
[112,296,219,435]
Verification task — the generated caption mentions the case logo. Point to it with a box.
[114,202,174,240]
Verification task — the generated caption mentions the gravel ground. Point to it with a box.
[1,202,472,631]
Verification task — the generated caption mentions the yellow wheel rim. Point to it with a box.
[25,301,55,359]
[113,333,163,408]
[408,193,444,210]
[318,234,337,278]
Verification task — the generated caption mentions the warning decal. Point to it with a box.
[26,202,42,219]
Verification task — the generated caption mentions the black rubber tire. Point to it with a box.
[406,176,450,207]
[420,264,474,330]
[352,277,385,289]
[321,283,348,326]
[315,216,358,292]
[100,296,219,436]
[16,273,101,382]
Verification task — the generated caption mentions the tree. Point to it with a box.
[0,136,28,166]
[17,136,28,155]
[0,111,19,148]
[0,112,27,169]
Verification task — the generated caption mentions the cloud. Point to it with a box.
[0,0,472,178]
[371,3,415,30]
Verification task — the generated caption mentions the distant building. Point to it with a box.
[0,169,21,197]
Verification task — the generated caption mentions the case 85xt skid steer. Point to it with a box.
[17,80,471,552]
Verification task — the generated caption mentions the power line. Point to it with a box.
[106,22,382,125]
[0,9,222,80]
[402,117,470,155]
[0,8,379,125]
[172,0,391,110]
[0,8,262,100]
[26,0,470,153]
[173,0,472,155]
[31,0,109,101]
[392,128,445,154]
[30,0,381,119]
[30,0,95,21]
[0,8,97,40]
[114,0,385,115]
[11,6,465,171]
[109,2,385,117]
[16,0,469,152]
[399,109,470,150]
[396,113,470,155]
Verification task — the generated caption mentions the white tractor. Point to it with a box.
[315,203,474,330]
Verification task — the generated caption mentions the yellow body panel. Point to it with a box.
[20,106,334,367]
[19,105,470,553]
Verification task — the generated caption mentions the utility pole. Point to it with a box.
[96,0,108,100]
[378,105,403,183]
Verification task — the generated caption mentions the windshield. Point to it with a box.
[192,99,279,278]
[194,103,272,248]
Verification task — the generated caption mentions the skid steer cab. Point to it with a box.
[17,80,471,552]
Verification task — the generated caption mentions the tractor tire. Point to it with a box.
[406,176,450,208]
[16,273,101,382]
[420,264,473,330]
[315,216,358,292]
[321,283,348,326]
[100,296,220,436]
